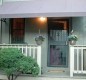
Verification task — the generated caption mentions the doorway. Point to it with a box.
[48,18,69,67]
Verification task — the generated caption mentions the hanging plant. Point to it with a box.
[35,36,45,41]
[68,30,78,45]
[68,34,78,41]
[35,36,45,45]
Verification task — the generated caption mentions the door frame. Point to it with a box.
[47,18,71,67]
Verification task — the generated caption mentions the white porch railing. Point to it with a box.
[0,44,41,75]
[70,45,86,77]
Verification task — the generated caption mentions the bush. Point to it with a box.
[0,48,39,80]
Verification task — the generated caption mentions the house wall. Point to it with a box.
[25,18,71,74]
[2,19,9,44]
[0,17,86,74]
[25,18,48,73]
[72,17,86,69]
[72,17,86,45]
[0,18,48,73]
[0,18,9,44]
[72,17,83,45]
[0,18,69,74]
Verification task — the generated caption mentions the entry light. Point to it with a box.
[39,17,47,22]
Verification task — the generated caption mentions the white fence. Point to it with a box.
[70,45,86,77]
[0,44,41,75]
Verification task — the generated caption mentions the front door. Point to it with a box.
[48,18,69,67]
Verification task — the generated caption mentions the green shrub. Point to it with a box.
[0,48,39,80]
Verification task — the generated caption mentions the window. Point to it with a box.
[10,18,25,43]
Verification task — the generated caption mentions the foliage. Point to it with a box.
[68,34,78,41]
[0,48,39,80]
[35,35,45,41]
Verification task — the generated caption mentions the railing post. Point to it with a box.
[37,46,41,75]
[77,48,79,72]
[69,45,74,77]
[81,47,83,72]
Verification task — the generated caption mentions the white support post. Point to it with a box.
[25,46,27,56]
[29,47,31,56]
[33,47,35,59]
[77,49,79,72]
[81,47,83,72]
[37,46,41,75]
[70,46,74,77]
[21,46,24,53]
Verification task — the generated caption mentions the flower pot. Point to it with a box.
[69,40,76,45]
[35,35,45,45]
[35,40,43,45]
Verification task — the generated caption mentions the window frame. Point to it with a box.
[10,18,25,44]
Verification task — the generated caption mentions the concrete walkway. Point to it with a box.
[0,74,86,80]
[0,74,7,80]
[17,76,86,80]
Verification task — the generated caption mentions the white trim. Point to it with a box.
[70,45,86,77]
[37,46,41,75]
[77,49,79,72]
[74,71,86,74]
[70,46,74,77]
[81,47,83,72]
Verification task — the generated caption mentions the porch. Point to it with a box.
[0,0,86,80]
[0,44,86,79]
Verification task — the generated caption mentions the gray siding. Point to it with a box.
[72,17,86,45]
[25,18,48,73]
[0,19,9,44]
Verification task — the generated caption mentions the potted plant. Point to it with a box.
[35,35,45,45]
[68,34,78,45]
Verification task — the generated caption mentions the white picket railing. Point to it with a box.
[0,44,41,75]
[70,45,86,77]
